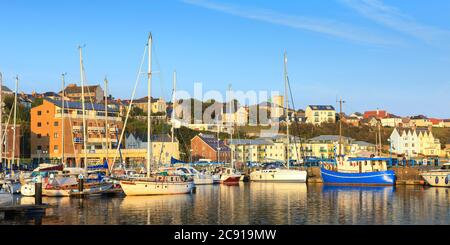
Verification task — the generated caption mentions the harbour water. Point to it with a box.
[1,183,449,225]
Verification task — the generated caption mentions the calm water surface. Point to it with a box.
[1,183,450,225]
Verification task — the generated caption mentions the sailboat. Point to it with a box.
[320,100,396,186]
[119,33,195,196]
[249,52,307,183]
[2,76,22,194]
[218,85,242,185]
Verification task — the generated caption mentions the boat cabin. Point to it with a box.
[334,157,391,173]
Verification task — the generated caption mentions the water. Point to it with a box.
[1,183,450,225]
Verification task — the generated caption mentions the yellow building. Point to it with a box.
[124,134,180,165]
[305,105,336,125]
[271,95,284,118]
[133,96,167,114]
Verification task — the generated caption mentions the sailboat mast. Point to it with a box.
[338,98,345,157]
[11,76,18,176]
[0,72,3,169]
[171,70,176,143]
[61,73,66,167]
[147,33,153,178]
[284,51,290,169]
[228,84,234,169]
[378,122,382,155]
[104,77,109,170]
[79,46,88,170]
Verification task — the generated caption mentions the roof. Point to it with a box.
[195,133,230,152]
[1,86,13,93]
[134,96,162,104]
[363,110,388,119]
[228,139,274,146]
[44,98,119,112]
[63,84,101,94]
[394,127,432,135]
[309,135,353,142]
[308,105,335,111]
[353,141,375,147]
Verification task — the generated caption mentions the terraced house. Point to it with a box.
[389,127,441,157]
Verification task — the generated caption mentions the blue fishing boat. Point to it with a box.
[320,157,396,186]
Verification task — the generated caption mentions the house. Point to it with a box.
[360,117,380,127]
[350,112,363,120]
[125,133,179,165]
[363,110,389,119]
[222,105,249,126]
[61,83,104,103]
[444,119,450,128]
[381,115,403,127]
[133,96,167,115]
[429,118,444,128]
[342,116,360,127]
[1,85,14,96]
[389,127,441,157]
[305,105,336,125]
[410,115,432,127]
[190,133,230,162]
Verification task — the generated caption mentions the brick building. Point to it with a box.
[190,133,230,162]
[30,98,123,167]
[60,84,104,103]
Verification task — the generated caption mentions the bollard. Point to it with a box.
[35,175,42,206]
[78,174,84,193]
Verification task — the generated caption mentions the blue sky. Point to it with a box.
[1,0,450,117]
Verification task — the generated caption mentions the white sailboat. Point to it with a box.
[3,76,22,193]
[119,33,194,196]
[220,85,242,184]
[250,52,307,183]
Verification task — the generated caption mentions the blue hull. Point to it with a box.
[320,168,396,186]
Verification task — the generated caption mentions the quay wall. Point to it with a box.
[304,166,430,185]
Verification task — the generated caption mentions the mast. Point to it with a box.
[79,46,88,170]
[338,98,346,158]
[11,76,18,177]
[171,70,176,142]
[61,73,66,167]
[104,76,109,170]
[0,72,3,170]
[378,121,382,156]
[217,119,220,163]
[228,84,234,169]
[284,51,290,169]
[147,33,153,178]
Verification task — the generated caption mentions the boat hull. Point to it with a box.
[250,169,307,183]
[220,175,241,184]
[320,168,395,186]
[194,176,214,185]
[421,172,450,187]
[120,180,195,196]
[0,193,13,206]
[43,188,71,197]
[20,183,36,197]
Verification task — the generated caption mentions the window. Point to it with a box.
[37,145,42,150]
[54,122,59,127]
[37,122,42,127]
[37,134,42,139]
[54,145,59,151]
[54,133,58,139]
[37,111,42,116]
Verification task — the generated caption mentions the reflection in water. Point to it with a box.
[1,184,449,225]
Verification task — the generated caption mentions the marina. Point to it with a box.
[1,1,450,232]
[1,184,449,225]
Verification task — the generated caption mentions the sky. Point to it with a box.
[1,0,450,118]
